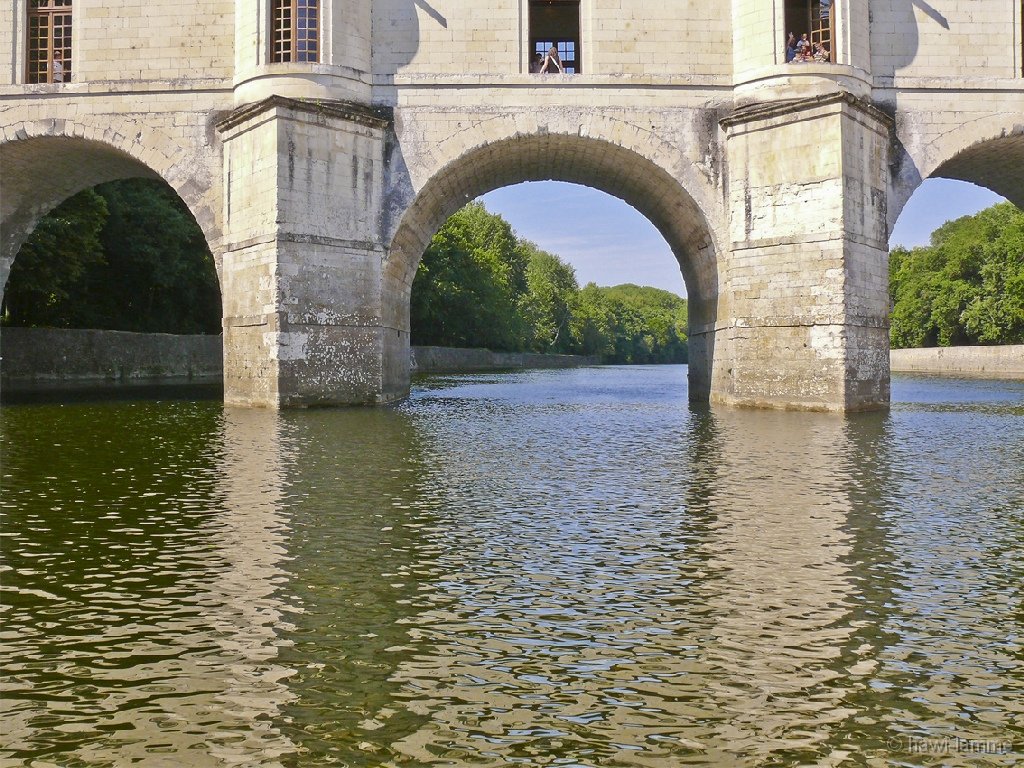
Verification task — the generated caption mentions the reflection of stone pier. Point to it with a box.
[123,408,302,767]
[90,409,301,765]
[200,408,299,765]
[366,403,868,765]
[0,406,302,765]
[682,409,861,762]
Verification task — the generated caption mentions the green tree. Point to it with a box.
[570,283,688,364]
[2,189,109,327]
[571,283,618,358]
[890,202,1024,347]
[596,284,689,363]
[86,179,220,334]
[3,179,220,334]
[518,241,579,353]
[959,207,1024,343]
[410,201,690,363]
[411,202,528,350]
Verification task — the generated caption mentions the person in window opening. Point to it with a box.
[540,46,563,74]
[796,34,810,58]
[785,32,796,63]
[813,42,830,63]
[529,53,544,74]
[52,50,64,83]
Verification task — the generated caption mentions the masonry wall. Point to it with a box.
[0,333,601,391]
[890,345,1024,379]
[411,346,599,374]
[0,1,235,87]
[871,0,1020,82]
[2,1,1021,89]
[3,0,1024,412]
[371,0,732,78]
[0,328,223,391]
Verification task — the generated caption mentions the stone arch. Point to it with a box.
[382,121,724,401]
[0,116,222,295]
[889,115,1024,234]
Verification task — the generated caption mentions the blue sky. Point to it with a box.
[480,178,1006,298]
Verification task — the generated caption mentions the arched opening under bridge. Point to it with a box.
[0,134,223,397]
[888,124,1024,354]
[383,132,722,404]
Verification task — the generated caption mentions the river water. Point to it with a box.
[2,366,1022,767]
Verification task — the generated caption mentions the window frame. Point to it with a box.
[270,0,320,64]
[26,0,73,85]
[783,0,836,64]
[532,39,579,75]
[528,0,581,75]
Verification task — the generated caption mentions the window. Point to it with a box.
[529,0,580,74]
[784,0,835,63]
[271,0,319,63]
[27,0,72,84]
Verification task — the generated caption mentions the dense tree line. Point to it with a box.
[411,202,690,363]
[2,179,220,334]
[890,202,1024,347]
[10,186,1020,354]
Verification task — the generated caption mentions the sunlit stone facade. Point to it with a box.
[2,1,1023,410]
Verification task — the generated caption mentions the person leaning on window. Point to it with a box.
[785,32,796,63]
[540,46,563,74]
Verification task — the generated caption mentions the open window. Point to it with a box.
[271,0,319,63]
[529,0,580,74]
[27,0,72,84]
[784,0,835,62]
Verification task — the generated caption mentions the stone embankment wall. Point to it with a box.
[890,345,1024,379]
[0,328,223,391]
[0,331,597,392]
[411,346,599,373]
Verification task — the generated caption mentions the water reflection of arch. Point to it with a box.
[0,117,222,298]
[383,113,725,402]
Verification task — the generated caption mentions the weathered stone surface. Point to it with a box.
[2,1,1022,411]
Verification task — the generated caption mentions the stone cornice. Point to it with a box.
[215,95,392,133]
[720,91,895,131]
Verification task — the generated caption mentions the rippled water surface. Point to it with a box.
[2,366,1023,767]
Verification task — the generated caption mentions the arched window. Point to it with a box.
[784,0,835,62]
[27,0,72,84]
[271,0,319,63]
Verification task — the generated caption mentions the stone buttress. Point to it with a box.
[217,97,393,406]
[718,94,892,411]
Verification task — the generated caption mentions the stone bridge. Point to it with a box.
[2,1,1022,411]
